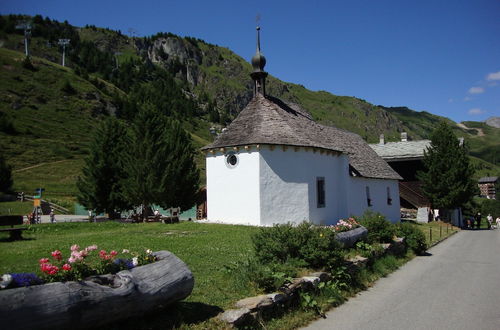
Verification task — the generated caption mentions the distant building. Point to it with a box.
[370,135,431,212]
[201,28,402,226]
[478,177,498,199]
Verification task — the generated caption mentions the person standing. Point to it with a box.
[475,212,482,229]
[50,208,56,223]
[486,214,493,230]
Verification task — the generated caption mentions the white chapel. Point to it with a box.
[202,28,402,226]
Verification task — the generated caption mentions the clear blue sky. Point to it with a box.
[2,0,499,122]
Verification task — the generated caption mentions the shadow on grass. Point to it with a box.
[100,301,224,330]
[0,236,35,243]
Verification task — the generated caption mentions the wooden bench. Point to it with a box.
[0,215,27,240]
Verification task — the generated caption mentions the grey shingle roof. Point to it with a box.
[369,140,431,161]
[203,94,401,180]
[478,176,498,183]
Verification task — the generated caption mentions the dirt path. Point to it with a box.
[457,122,485,136]
[13,159,70,173]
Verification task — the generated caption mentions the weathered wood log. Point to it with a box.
[334,226,368,248]
[0,251,194,330]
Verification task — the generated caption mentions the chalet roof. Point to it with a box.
[202,94,402,180]
[478,176,498,183]
[369,140,431,161]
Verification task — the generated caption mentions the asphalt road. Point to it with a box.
[304,229,500,330]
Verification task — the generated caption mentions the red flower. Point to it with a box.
[62,264,72,271]
[39,258,50,264]
[51,250,62,261]
[110,250,118,257]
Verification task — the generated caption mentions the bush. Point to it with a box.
[252,222,343,271]
[396,223,427,255]
[479,199,500,218]
[61,80,77,95]
[22,56,36,71]
[358,211,396,244]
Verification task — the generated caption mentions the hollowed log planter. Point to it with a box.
[0,251,194,330]
[334,226,368,248]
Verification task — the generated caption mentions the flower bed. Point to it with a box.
[327,218,367,248]
[0,250,194,330]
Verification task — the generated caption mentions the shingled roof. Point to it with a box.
[369,140,431,161]
[203,94,402,181]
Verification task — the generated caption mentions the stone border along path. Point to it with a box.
[217,238,405,327]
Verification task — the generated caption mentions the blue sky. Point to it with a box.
[2,0,499,122]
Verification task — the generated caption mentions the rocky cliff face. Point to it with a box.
[135,33,445,142]
[485,117,500,128]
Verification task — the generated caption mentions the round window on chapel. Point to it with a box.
[225,152,238,168]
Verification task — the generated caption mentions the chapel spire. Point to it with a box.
[250,26,268,96]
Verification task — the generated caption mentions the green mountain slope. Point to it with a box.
[0,14,498,202]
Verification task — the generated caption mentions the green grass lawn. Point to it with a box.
[411,221,458,246]
[0,221,261,328]
[0,219,458,329]
[0,201,33,215]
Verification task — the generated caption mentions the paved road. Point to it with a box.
[304,230,500,330]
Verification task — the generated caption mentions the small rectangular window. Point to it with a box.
[387,187,392,205]
[366,186,372,207]
[317,177,325,208]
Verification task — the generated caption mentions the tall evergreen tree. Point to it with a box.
[76,117,130,217]
[0,152,13,193]
[123,104,199,220]
[418,121,476,209]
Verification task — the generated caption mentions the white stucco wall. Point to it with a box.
[259,147,350,226]
[206,149,261,225]
[206,145,400,226]
[347,177,401,223]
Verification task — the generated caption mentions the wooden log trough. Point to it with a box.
[0,251,194,330]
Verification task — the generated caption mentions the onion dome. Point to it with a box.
[252,27,266,73]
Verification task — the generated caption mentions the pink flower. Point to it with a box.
[70,244,80,252]
[110,250,118,257]
[68,256,76,263]
[86,245,98,251]
[51,250,62,261]
[62,264,72,271]
[39,258,50,264]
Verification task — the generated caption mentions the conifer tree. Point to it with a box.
[0,152,13,193]
[418,121,476,210]
[123,104,199,220]
[76,117,130,218]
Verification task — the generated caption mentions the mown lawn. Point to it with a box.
[0,221,261,328]
[417,221,459,246]
[0,219,458,329]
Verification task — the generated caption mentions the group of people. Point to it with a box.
[465,212,500,230]
[25,208,56,224]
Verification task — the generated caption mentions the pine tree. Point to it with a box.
[418,121,476,209]
[76,117,130,218]
[0,152,13,193]
[123,104,199,220]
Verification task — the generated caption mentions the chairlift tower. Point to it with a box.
[15,21,32,57]
[114,51,122,70]
[58,39,71,66]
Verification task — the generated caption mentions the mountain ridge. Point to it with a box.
[0,14,498,201]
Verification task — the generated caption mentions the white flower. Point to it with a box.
[132,257,138,266]
[146,249,152,254]
[122,249,130,254]
[0,274,12,289]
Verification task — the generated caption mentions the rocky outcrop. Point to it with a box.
[485,116,500,128]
